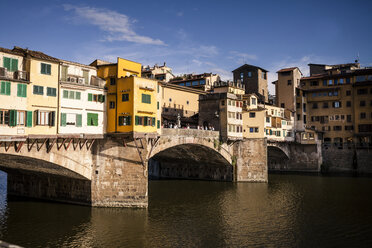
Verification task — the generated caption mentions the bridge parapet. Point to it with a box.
[161,128,219,138]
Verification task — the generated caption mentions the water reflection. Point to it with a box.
[0,173,372,247]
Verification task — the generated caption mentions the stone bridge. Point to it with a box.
[267,140,322,172]
[0,129,267,208]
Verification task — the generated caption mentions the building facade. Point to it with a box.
[59,60,106,136]
[242,94,265,139]
[142,63,174,82]
[170,73,220,91]
[232,64,268,103]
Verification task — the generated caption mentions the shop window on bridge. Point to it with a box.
[118,116,131,126]
[192,81,198,86]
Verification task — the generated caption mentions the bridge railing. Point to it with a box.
[161,128,219,138]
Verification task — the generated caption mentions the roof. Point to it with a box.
[232,64,268,72]
[0,47,23,56]
[12,46,59,62]
[60,59,97,70]
[277,67,297,73]
[160,81,206,95]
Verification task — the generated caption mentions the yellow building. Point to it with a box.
[91,58,158,137]
[242,94,265,139]
[12,47,60,135]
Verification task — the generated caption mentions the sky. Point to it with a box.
[1,0,372,94]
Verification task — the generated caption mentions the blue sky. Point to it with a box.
[1,0,372,93]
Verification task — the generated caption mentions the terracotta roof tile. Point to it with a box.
[12,46,59,62]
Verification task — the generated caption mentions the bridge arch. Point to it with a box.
[267,144,290,170]
[148,140,234,181]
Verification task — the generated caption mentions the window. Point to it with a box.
[46,87,56,97]
[192,81,198,86]
[356,75,366,82]
[109,101,115,109]
[87,113,99,126]
[142,94,151,104]
[179,83,185,86]
[248,71,252,77]
[251,98,256,105]
[122,93,129,102]
[323,102,328,108]
[296,103,300,109]
[281,103,285,108]
[323,80,327,86]
[35,110,55,126]
[333,126,342,131]
[221,100,225,106]
[17,84,27,97]
[3,57,18,72]
[266,117,270,123]
[262,71,267,79]
[135,116,155,126]
[33,85,44,95]
[360,100,366,107]
[40,63,51,75]
[312,103,318,109]
[240,72,244,81]
[303,115,307,124]
[17,111,25,126]
[186,82,191,86]
[333,101,341,108]
[0,110,9,125]
[303,103,306,112]
[249,112,256,118]
[346,101,351,107]
[310,81,318,86]
[334,79,338,85]
[118,116,131,126]
[339,78,344,84]
[0,81,11,96]
[75,92,81,100]
[69,91,75,99]
[347,115,352,122]
[346,90,351,96]
[345,125,354,131]
[88,93,105,102]
[157,120,160,129]
[346,78,351,84]
[110,78,116,85]
[328,80,332,85]
[169,98,172,102]
[360,112,366,119]
[250,127,254,133]
[199,79,205,85]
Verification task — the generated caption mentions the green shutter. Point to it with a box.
[11,59,18,72]
[152,117,155,127]
[5,82,10,95]
[22,85,27,97]
[63,90,68,98]
[17,84,22,97]
[88,93,93,101]
[102,95,105,102]
[61,113,66,127]
[157,101,159,109]
[76,114,82,127]
[144,117,148,126]
[75,91,81,100]
[9,110,17,126]
[135,116,139,125]
[41,63,45,74]
[93,114,98,126]
[128,116,131,125]
[47,64,51,75]
[26,111,32,127]
[98,94,103,102]
[3,57,11,70]
[157,120,160,129]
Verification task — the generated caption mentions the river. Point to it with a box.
[0,171,372,247]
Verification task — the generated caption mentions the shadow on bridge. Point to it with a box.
[0,154,91,205]
[267,146,289,171]
[148,144,234,181]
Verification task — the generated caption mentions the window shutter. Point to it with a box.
[157,120,160,129]
[135,116,139,125]
[128,116,131,125]
[76,114,82,127]
[49,111,55,126]
[34,110,39,125]
[101,95,105,102]
[152,117,155,127]
[5,82,11,95]
[93,114,98,126]
[22,85,27,97]
[88,93,93,101]
[63,90,68,98]
[26,111,33,127]
[144,117,148,126]
[61,113,66,126]
[0,81,5,94]
[75,92,81,100]
[11,59,18,72]
[98,94,103,102]
[3,57,10,70]
[9,110,17,126]
[47,64,51,75]
[17,84,22,97]
[61,66,68,81]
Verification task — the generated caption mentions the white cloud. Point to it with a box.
[63,4,165,45]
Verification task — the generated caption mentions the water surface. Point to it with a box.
[1,171,372,247]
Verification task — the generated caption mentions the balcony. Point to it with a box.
[0,67,29,81]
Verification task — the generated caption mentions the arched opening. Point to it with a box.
[148,144,233,181]
[267,146,289,171]
[0,154,92,205]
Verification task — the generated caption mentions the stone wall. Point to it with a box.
[233,138,268,182]
[322,146,372,174]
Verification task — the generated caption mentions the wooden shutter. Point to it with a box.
[8,110,17,126]
[5,82,10,95]
[83,70,89,84]
[128,116,131,125]
[34,110,39,125]
[98,94,103,102]
[47,64,51,75]
[11,59,18,72]
[17,84,22,97]
[144,117,148,126]
[0,81,4,94]
[63,90,68,98]
[152,117,155,127]
[61,113,66,126]
[93,114,98,126]
[26,111,33,127]
[157,120,160,129]
[135,116,139,125]
[76,114,82,127]
[61,66,68,81]
[49,111,55,126]
[22,85,27,97]
[75,92,81,100]
[3,57,10,70]
[88,93,93,101]
[87,113,92,126]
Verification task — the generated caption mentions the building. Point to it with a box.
[160,82,204,128]
[58,60,106,136]
[170,73,220,91]
[141,63,174,82]
[274,67,302,111]
[242,94,265,139]
[11,47,60,136]
[0,47,30,137]
[300,63,372,146]
[213,81,245,95]
[199,82,244,141]
[92,57,159,137]
[232,64,269,103]
[264,104,295,142]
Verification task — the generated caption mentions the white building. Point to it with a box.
[58,60,106,136]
